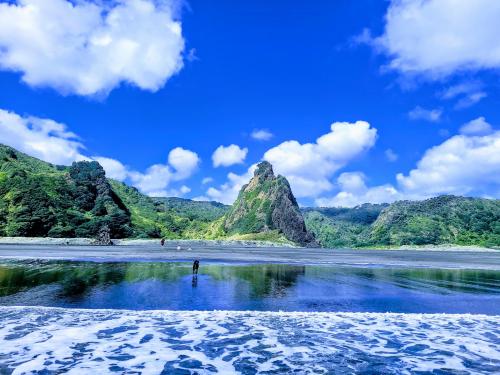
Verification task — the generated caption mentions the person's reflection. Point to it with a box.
[192,275,198,288]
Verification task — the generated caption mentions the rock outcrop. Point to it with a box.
[224,161,317,247]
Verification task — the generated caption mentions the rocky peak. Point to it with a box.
[254,161,274,180]
[223,161,317,247]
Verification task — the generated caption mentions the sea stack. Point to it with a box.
[224,161,317,247]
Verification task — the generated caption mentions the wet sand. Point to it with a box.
[0,244,498,270]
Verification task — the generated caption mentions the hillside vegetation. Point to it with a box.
[1,144,499,248]
[223,162,317,246]
[304,196,500,248]
[0,145,131,238]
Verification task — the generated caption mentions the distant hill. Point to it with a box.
[304,196,500,248]
[1,144,499,248]
[302,204,387,248]
[109,181,228,239]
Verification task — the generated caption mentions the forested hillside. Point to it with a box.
[0,145,131,238]
[1,144,499,248]
[304,196,500,248]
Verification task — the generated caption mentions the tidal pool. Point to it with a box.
[0,260,499,314]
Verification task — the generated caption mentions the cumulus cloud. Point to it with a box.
[168,147,200,180]
[317,119,500,207]
[385,148,398,162]
[316,172,400,208]
[91,156,128,181]
[0,0,185,96]
[212,144,248,167]
[396,131,500,198]
[408,106,442,122]
[0,108,199,196]
[263,121,377,197]
[129,147,199,196]
[251,129,273,141]
[372,0,500,79]
[459,117,493,136]
[0,108,85,164]
[206,165,256,204]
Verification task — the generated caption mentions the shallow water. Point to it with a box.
[0,260,499,314]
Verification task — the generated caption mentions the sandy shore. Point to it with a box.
[0,243,499,270]
[0,237,298,248]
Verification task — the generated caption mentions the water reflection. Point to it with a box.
[0,260,499,313]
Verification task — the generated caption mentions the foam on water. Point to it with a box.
[0,306,499,374]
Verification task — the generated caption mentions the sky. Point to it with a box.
[0,0,499,206]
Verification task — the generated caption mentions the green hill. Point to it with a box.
[223,161,317,246]
[302,204,387,248]
[0,145,131,239]
[304,196,500,248]
[1,144,499,248]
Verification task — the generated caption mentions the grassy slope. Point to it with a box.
[110,181,229,239]
[1,144,499,247]
[304,197,500,248]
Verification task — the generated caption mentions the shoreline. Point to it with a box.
[0,236,496,252]
[0,243,499,270]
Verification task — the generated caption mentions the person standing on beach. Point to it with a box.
[192,260,200,275]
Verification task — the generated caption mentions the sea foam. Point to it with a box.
[0,306,498,374]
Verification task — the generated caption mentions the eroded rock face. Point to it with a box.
[224,161,317,247]
[92,224,113,246]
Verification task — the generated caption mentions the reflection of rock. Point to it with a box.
[92,224,113,246]
[223,264,306,298]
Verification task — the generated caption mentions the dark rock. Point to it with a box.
[92,224,113,245]
[224,161,317,247]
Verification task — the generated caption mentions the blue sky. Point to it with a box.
[0,0,499,206]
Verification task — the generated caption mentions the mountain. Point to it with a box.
[1,144,499,248]
[304,196,500,248]
[0,145,132,239]
[223,161,317,246]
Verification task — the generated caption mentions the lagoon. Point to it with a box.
[1,260,499,314]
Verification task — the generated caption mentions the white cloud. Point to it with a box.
[263,121,377,197]
[408,106,442,122]
[0,108,85,165]
[168,147,200,180]
[251,129,273,141]
[91,156,128,181]
[0,108,199,196]
[129,147,199,196]
[459,117,493,136]
[0,0,184,96]
[129,164,173,196]
[385,148,398,162]
[440,81,487,109]
[373,0,500,79]
[396,130,500,197]
[212,144,248,167]
[201,177,214,184]
[317,120,500,207]
[315,172,400,207]
[152,184,191,198]
[206,165,257,204]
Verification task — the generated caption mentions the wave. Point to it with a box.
[0,306,499,374]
